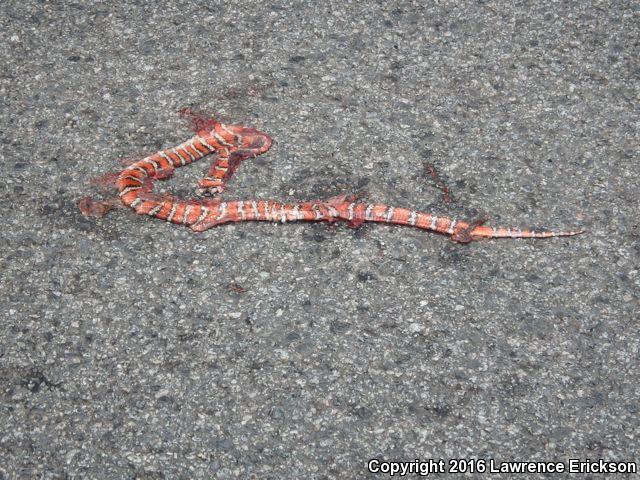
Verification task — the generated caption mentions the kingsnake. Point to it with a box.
[79,114,583,243]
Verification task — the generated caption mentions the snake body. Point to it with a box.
[80,116,583,243]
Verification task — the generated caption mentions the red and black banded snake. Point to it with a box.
[79,113,583,243]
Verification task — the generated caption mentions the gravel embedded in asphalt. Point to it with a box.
[1,1,638,478]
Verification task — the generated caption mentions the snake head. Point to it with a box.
[226,124,273,156]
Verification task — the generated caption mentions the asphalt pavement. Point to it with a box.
[1,1,638,478]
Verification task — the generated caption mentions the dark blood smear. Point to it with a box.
[424,162,453,205]
[179,108,220,133]
[89,171,120,190]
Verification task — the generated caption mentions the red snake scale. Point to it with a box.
[79,116,583,243]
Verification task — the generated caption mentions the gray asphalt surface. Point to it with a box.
[1,1,638,478]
